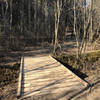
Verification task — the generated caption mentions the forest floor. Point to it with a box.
[0,46,51,100]
[55,40,100,100]
[55,50,100,100]
[0,51,21,100]
[0,40,100,100]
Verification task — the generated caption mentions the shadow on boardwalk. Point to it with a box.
[24,48,51,57]
[19,56,88,100]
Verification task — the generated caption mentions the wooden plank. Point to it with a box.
[50,56,88,87]
[17,55,88,100]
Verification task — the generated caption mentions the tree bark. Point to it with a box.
[53,0,61,54]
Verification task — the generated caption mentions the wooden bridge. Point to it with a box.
[17,55,88,100]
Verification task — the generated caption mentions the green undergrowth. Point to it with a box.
[54,50,100,71]
[0,63,20,87]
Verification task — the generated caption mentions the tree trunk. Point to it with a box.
[28,0,31,33]
[53,0,61,54]
[10,0,13,31]
[34,0,37,33]
[20,0,24,33]
[2,3,6,34]
[74,0,79,59]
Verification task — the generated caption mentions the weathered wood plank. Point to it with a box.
[17,55,88,100]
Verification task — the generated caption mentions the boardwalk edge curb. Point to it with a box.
[50,55,89,87]
[17,56,24,98]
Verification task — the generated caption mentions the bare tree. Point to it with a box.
[20,0,24,32]
[53,0,62,55]
[34,0,37,34]
[9,0,13,48]
[10,0,12,30]
[1,2,7,34]
[73,0,79,58]
[90,0,93,43]
[44,0,48,35]
[28,0,31,33]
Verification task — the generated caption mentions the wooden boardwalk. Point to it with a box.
[17,55,88,100]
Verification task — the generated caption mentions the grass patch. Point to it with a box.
[54,50,100,71]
